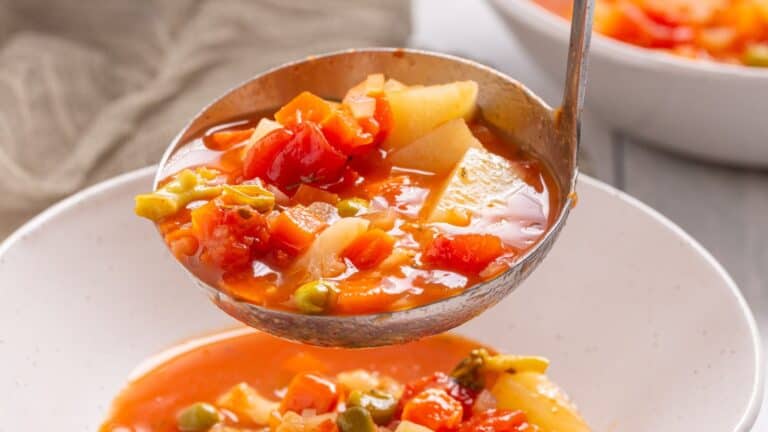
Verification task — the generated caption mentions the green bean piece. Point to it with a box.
[174,169,199,191]
[222,184,275,212]
[450,349,487,391]
[346,389,398,425]
[294,280,334,314]
[450,349,550,391]
[134,193,180,222]
[336,198,369,217]
[744,44,768,67]
[135,168,223,222]
[337,406,377,432]
[177,402,222,431]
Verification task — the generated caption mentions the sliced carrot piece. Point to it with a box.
[322,104,373,154]
[401,388,463,431]
[335,277,398,315]
[275,91,334,127]
[204,128,255,150]
[280,373,339,414]
[269,207,327,255]
[342,228,395,270]
[220,273,272,304]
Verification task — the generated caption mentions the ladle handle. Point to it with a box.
[561,0,594,146]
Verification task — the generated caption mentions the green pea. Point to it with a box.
[337,406,377,432]
[336,198,369,217]
[347,389,398,425]
[294,280,334,314]
[177,402,222,431]
[744,44,768,67]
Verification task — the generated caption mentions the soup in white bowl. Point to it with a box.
[491,0,768,166]
[0,168,761,431]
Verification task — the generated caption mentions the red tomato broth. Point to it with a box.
[100,331,486,432]
[144,81,560,315]
[535,0,768,66]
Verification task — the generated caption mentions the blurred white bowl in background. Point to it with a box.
[491,0,768,167]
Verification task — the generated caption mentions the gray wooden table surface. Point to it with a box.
[412,0,767,428]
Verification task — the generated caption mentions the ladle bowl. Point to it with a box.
[155,47,584,347]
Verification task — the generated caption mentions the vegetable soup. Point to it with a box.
[100,331,590,432]
[536,0,768,66]
[135,74,558,315]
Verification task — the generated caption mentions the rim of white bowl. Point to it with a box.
[0,166,763,430]
[493,0,768,80]
[580,178,764,432]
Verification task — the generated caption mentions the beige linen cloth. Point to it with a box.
[0,0,410,238]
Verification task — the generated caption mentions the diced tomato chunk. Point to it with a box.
[358,116,380,141]
[347,147,390,184]
[242,128,294,181]
[342,228,395,270]
[400,372,477,419]
[372,96,393,142]
[204,128,255,151]
[327,166,362,195]
[423,234,504,274]
[243,122,347,190]
[280,373,339,415]
[269,207,327,255]
[458,409,528,432]
[401,388,463,431]
[190,201,270,272]
[366,175,409,204]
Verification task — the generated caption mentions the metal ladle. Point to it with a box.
[155,0,594,347]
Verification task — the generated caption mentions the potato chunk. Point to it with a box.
[425,147,525,223]
[395,421,435,432]
[388,119,482,175]
[297,217,370,279]
[216,382,279,425]
[491,372,590,432]
[383,81,478,150]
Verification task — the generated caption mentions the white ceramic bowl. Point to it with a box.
[0,167,762,431]
[491,0,768,167]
